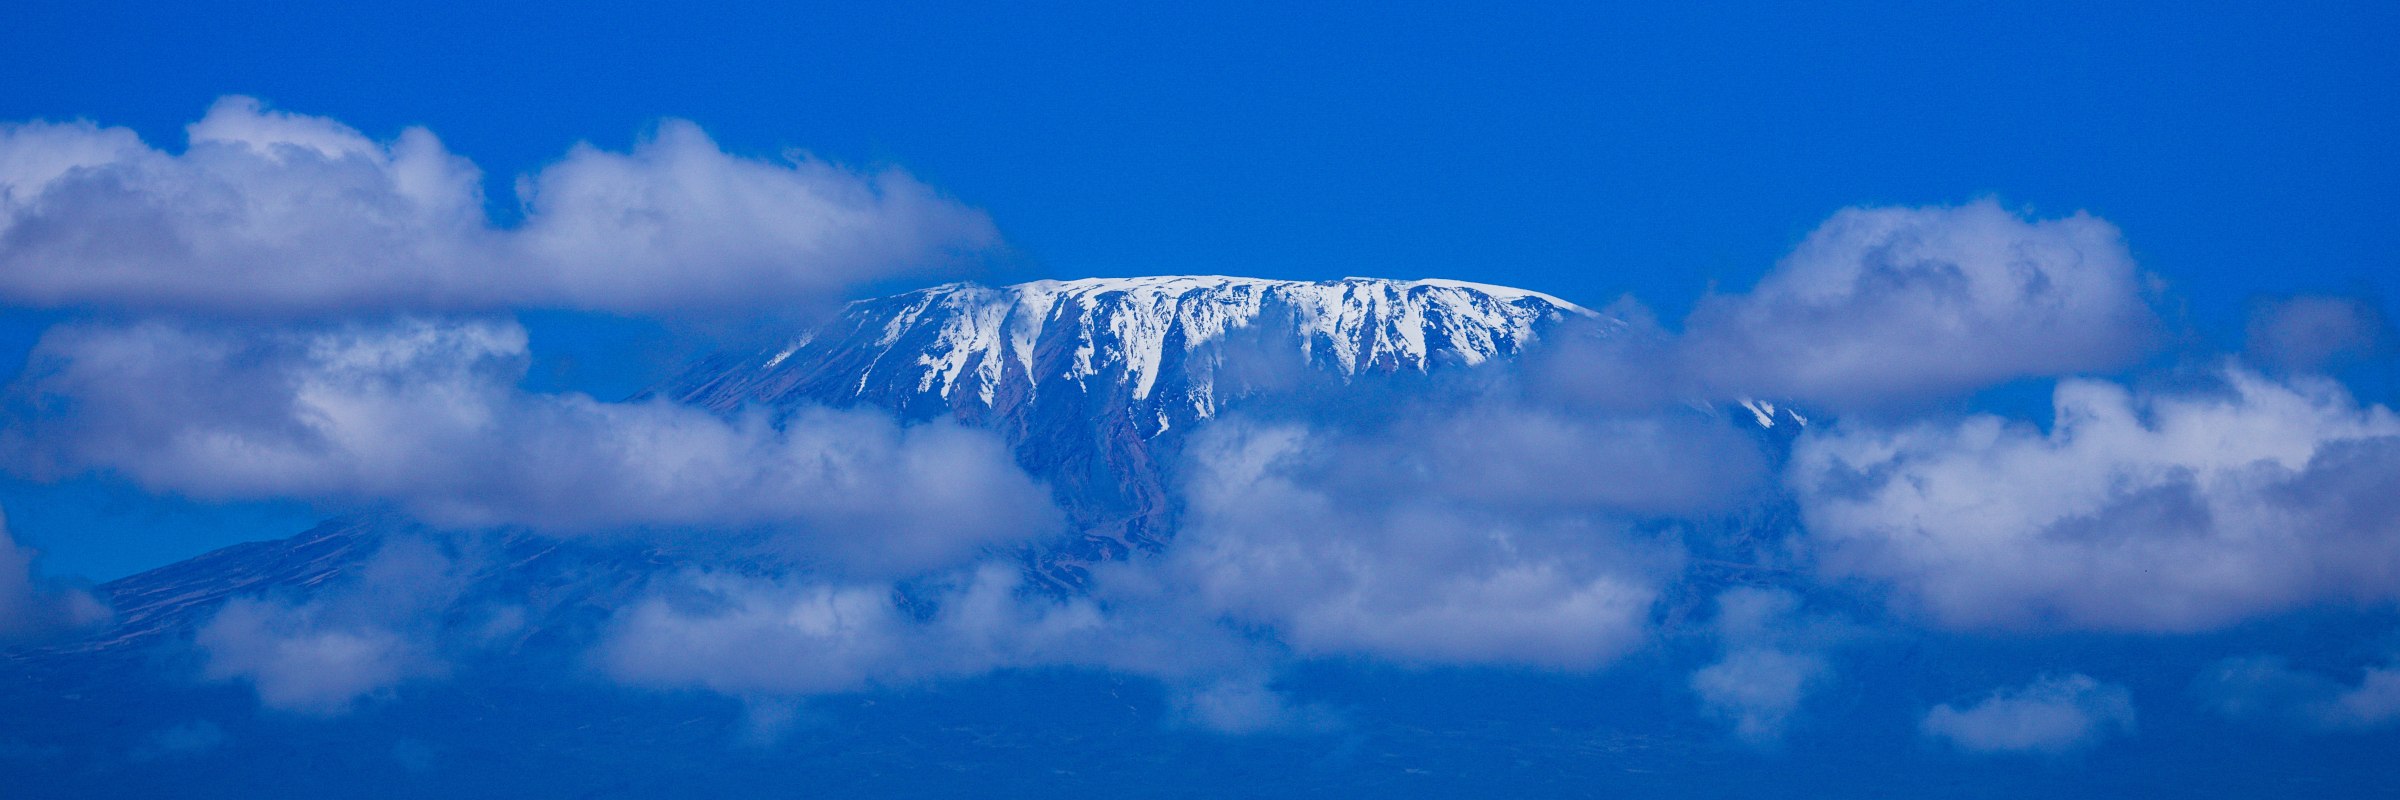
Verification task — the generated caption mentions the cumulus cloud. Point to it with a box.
[1682,200,2159,409]
[2200,654,2400,732]
[0,508,107,643]
[1922,674,2136,755]
[0,96,997,315]
[7,318,1061,574]
[1154,418,1682,669]
[196,537,465,715]
[1792,366,2400,632]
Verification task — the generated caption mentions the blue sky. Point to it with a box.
[3,5,2400,793]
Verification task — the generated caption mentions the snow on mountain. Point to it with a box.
[677,275,1593,422]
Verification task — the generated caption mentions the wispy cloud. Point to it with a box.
[2200,653,2400,732]
[1690,588,1856,746]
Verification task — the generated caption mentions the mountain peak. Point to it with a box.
[799,275,1592,411]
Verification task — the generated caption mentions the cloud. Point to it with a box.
[1791,366,2400,631]
[596,558,1343,735]
[1167,676,1340,735]
[2247,294,2392,374]
[0,508,107,643]
[0,96,997,315]
[197,601,431,715]
[586,399,1749,727]
[2200,654,2400,732]
[195,536,464,715]
[1323,403,1771,517]
[1692,648,1827,746]
[1921,674,2136,755]
[1689,588,1851,746]
[1153,418,1680,669]
[7,318,1061,574]
[596,561,1284,730]
[1682,200,2160,409]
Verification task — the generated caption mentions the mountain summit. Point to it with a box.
[676,275,1591,421]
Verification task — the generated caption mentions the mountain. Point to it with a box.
[655,276,1600,579]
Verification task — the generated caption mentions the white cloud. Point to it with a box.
[195,537,463,715]
[0,97,997,315]
[198,603,429,716]
[1683,200,2159,409]
[1167,676,1340,735]
[596,560,1330,735]
[1692,648,1826,746]
[1689,588,1849,746]
[1791,366,2400,631]
[596,562,1238,697]
[1154,419,1675,669]
[1921,674,2136,755]
[8,318,1061,574]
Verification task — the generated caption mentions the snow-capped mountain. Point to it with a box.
[658,276,1598,567]
[671,275,1592,424]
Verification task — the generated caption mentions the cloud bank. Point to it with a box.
[195,536,466,714]
[1792,367,2400,632]
[1153,418,1687,670]
[0,97,998,315]
[8,318,1061,574]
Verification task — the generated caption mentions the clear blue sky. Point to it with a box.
[3,1,2396,578]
